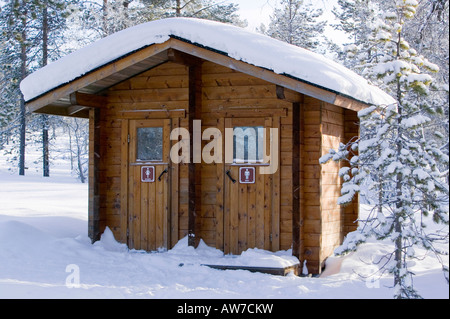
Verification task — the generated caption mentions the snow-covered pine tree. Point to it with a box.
[332,0,379,70]
[321,0,449,299]
[265,0,326,51]
[34,0,71,177]
[0,0,38,175]
[403,0,449,170]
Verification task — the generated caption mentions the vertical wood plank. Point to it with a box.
[247,181,256,249]
[171,117,180,248]
[163,166,169,249]
[156,165,164,249]
[148,173,156,251]
[238,178,247,253]
[224,169,231,254]
[215,118,225,250]
[140,181,148,250]
[230,166,239,254]
[133,166,141,250]
[255,169,265,249]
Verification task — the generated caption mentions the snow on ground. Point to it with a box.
[0,144,448,299]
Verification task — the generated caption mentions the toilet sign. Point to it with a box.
[239,167,255,184]
[141,166,155,183]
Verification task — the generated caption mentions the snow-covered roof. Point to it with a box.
[20,18,395,106]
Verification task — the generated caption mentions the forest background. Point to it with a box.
[0,0,448,183]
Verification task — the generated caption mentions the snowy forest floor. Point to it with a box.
[0,141,448,299]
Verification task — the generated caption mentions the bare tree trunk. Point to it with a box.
[42,0,50,177]
[77,143,86,183]
[19,4,27,176]
[102,0,108,37]
[393,30,403,296]
[176,0,181,16]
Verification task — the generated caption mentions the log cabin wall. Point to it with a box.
[320,102,347,267]
[301,96,322,273]
[320,105,359,270]
[300,97,360,274]
[98,62,190,244]
[91,58,359,275]
[199,61,294,252]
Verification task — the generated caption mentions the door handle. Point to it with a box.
[158,168,169,181]
[226,170,237,184]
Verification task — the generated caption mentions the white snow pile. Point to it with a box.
[0,142,447,299]
[0,171,448,299]
[20,17,395,107]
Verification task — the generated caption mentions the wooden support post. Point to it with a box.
[171,117,180,248]
[89,108,101,243]
[292,102,301,259]
[188,62,202,247]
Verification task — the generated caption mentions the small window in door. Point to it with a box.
[233,126,264,163]
[137,127,163,161]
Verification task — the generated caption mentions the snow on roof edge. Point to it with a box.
[20,17,396,107]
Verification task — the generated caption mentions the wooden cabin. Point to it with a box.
[20,18,393,274]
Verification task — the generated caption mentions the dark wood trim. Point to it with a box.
[292,102,301,260]
[210,107,288,118]
[168,48,202,66]
[202,263,300,276]
[188,62,203,247]
[26,38,368,116]
[276,85,285,100]
[88,108,101,243]
[70,92,106,108]
[120,109,186,119]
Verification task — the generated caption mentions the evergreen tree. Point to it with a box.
[0,0,76,175]
[332,0,380,70]
[265,0,326,51]
[321,0,449,299]
[35,0,71,177]
[0,0,37,175]
[403,0,449,163]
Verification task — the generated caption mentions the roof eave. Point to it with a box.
[25,37,369,116]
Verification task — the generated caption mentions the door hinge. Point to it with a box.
[127,134,130,144]
[269,233,273,242]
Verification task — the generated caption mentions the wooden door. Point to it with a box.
[223,117,279,255]
[127,119,171,251]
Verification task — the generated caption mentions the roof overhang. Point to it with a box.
[25,37,368,118]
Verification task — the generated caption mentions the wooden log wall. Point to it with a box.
[98,62,190,243]
[90,58,360,275]
[299,97,360,274]
[199,61,293,252]
[301,96,322,273]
